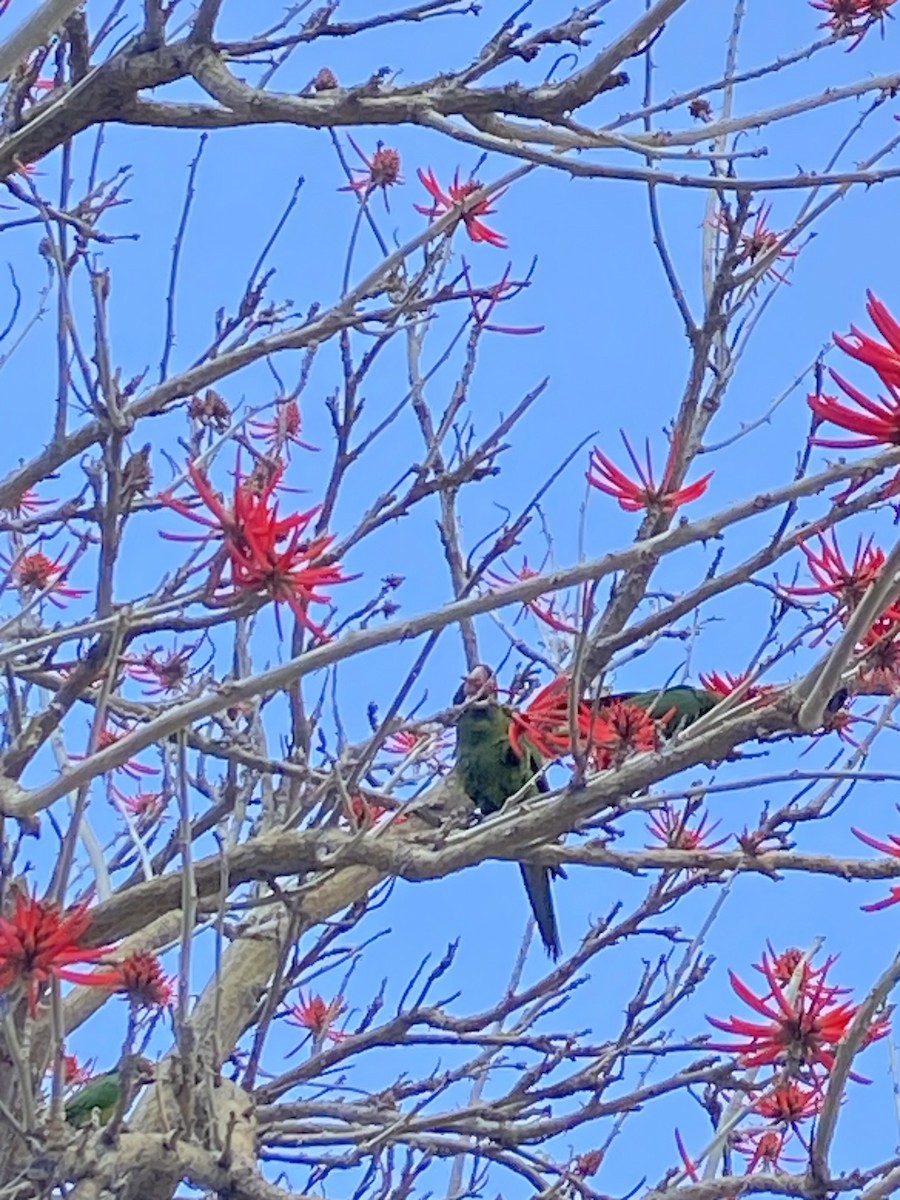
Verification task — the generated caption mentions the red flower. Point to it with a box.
[587,432,712,513]
[161,458,351,640]
[811,0,896,47]
[588,698,660,770]
[73,727,159,780]
[485,558,582,635]
[698,670,775,703]
[7,549,87,608]
[3,488,55,518]
[851,824,900,910]
[752,1080,822,1122]
[125,642,202,695]
[340,138,402,207]
[60,1053,94,1087]
[459,260,544,337]
[0,892,114,1016]
[349,794,408,826]
[737,1128,790,1173]
[857,603,900,692]
[707,949,887,1075]
[646,804,727,850]
[509,676,579,761]
[809,293,900,446]
[717,203,799,285]
[381,727,450,769]
[111,786,167,827]
[415,167,507,248]
[285,993,346,1044]
[571,1150,604,1177]
[113,951,173,1009]
[248,399,317,455]
[782,531,884,610]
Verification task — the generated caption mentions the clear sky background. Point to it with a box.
[6,0,900,1192]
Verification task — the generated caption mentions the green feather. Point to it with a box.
[603,685,719,737]
[455,700,561,959]
[65,1073,120,1127]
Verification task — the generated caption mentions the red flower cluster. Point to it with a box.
[646,803,727,851]
[248,399,317,455]
[0,892,113,1016]
[587,432,712,514]
[698,670,775,703]
[125,642,202,695]
[485,558,584,635]
[285,992,346,1045]
[707,947,887,1078]
[809,293,900,447]
[589,698,660,770]
[161,458,350,639]
[8,548,87,608]
[851,824,900,910]
[112,785,167,828]
[415,168,507,248]
[340,138,403,207]
[113,951,173,1008]
[811,0,896,47]
[349,794,408,826]
[509,678,661,770]
[782,526,900,685]
[783,531,884,609]
[717,203,799,285]
[73,726,159,781]
[856,603,900,691]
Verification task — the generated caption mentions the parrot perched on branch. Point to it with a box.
[453,673,732,959]
[453,665,562,959]
[65,1057,154,1128]
[599,685,720,736]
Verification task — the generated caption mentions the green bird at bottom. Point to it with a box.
[454,665,562,959]
[65,1057,155,1128]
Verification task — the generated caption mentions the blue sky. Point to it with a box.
[6,0,900,1191]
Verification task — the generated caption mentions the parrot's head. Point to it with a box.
[453,664,499,709]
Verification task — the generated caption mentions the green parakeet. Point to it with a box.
[600,685,720,737]
[454,665,561,959]
[65,1058,154,1127]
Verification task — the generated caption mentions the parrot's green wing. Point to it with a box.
[65,1073,120,1127]
[604,685,719,738]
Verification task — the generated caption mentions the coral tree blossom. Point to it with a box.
[0,892,114,1015]
[698,670,774,702]
[587,432,712,513]
[161,458,350,639]
[113,951,173,1008]
[646,804,726,850]
[486,558,582,635]
[509,678,660,770]
[286,993,346,1045]
[707,948,887,1076]
[851,824,900,910]
[811,0,897,47]
[783,531,884,609]
[415,168,507,248]
[340,138,402,207]
[11,549,87,608]
[809,292,900,447]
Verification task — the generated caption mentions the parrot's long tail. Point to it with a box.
[519,863,561,960]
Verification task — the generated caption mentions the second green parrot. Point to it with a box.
[65,1058,154,1128]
